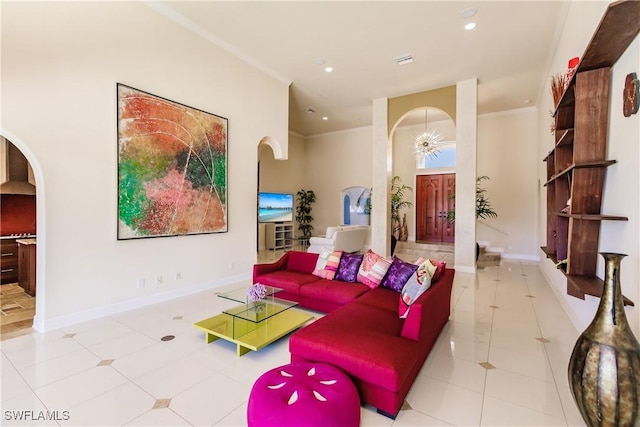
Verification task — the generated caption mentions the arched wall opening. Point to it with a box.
[0,129,46,332]
[390,107,456,264]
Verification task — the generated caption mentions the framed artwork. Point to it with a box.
[341,186,371,226]
[117,83,228,239]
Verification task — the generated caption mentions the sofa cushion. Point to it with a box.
[300,280,369,306]
[287,251,320,274]
[352,286,399,313]
[254,270,320,295]
[357,249,392,289]
[380,257,418,293]
[289,304,419,392]
[398,260,433,318]
[312,248,343,280]
[335,253,364,282]
[428,259,447,282]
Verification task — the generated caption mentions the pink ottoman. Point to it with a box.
[247,362,360,427]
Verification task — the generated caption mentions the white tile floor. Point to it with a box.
[1,259,587,426]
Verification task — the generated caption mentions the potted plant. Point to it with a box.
[295,189,316,241]
[446,176,497,259]
[446,176,497,222]
[390,175,413,252]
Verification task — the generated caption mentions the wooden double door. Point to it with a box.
[416,173,455,243]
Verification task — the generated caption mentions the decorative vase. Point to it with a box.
[568,252,640,426]
[399,213,408,242]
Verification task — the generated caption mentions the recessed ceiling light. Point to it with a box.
[464,22,477,31]
[324,66,333,73]
[461,7,477,18]
[313,58,325,65]
[322,116,329,121]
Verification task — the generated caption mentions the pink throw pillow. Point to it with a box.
[312,248,343,280]
[357,249,392,289]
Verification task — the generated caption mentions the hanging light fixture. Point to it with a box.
[414,109,443,159]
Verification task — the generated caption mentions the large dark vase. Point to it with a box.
[568,253,640,426]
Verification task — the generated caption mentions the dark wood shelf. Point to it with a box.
[544,2,637,308]
[541,247,634,306]
[545,160,616,185]
[556,129,574,147]
[553,212,628,221]
[554,0,640,115]
[577,0,640,72]
[567,274,634,307]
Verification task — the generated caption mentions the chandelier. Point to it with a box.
[414,110,443,158]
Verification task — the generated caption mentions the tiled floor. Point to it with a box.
[0,258,586,426]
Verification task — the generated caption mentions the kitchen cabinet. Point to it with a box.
[17,239,36,296]
[1,238,19,284]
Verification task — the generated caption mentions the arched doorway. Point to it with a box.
[0,136,38,338]
[389,107,457,265]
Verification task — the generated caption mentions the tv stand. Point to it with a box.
[265,222,293,250]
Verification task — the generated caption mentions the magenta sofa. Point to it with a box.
[253,250,455,419]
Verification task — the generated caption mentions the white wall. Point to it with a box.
[1,2,289,330]
[537,1,640,336]
[477,108,539,260]
[304,127,373,235]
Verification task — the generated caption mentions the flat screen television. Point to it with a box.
[258,192,294,223]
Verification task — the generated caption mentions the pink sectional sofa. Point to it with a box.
[252,250,455,419]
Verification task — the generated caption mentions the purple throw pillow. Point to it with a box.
[335,253,364,282]
[381,256,419,292]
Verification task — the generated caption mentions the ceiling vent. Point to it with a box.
[304,108,316,114]
[394,53,414,66]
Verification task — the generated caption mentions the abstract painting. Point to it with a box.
[117,84,227,239]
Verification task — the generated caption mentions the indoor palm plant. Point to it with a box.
[391,175,413,239]
[295,189,316,240]
[446,176,497,260]
[446,176,497,222]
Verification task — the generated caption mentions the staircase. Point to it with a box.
[394,241,454,265]
[477,244,501,268]
[394,241,502,268]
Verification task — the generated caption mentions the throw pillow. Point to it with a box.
[427,259,447,282]
[398,259,433,318]
[357,249,392,289]
[380,256,418,293]
[335,252,364,283]
[312,248,343,280]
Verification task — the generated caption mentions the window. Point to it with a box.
[417,143,456,169]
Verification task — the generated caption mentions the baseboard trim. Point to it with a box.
[37,272,251,332]
[501,253,541,261]
[454,265,477,274]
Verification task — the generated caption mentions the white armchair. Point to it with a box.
[307,225,369,254]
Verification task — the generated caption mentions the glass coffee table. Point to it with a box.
[194,285,314,356]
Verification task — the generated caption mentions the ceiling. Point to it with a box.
[153,1,569,136]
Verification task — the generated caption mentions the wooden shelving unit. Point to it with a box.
[542,0,639,307]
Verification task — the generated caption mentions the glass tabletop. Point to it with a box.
[223,298,299,323]
[217,285,282,304]
[217,285,297,323]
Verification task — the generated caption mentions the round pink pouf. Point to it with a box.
[247,362,360,427]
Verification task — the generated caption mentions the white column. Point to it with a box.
[454,79,478,272]
[372,98,392,256]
